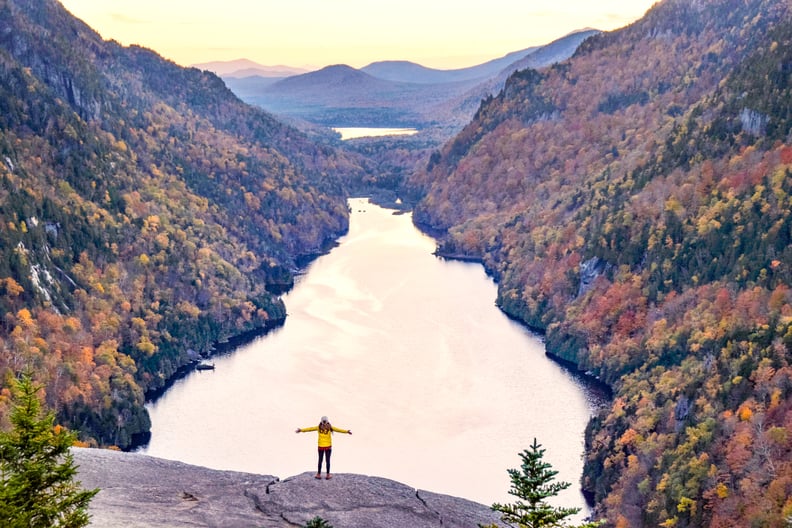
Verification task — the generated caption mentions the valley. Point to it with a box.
[219,29,596,134]
[1,1,792,527]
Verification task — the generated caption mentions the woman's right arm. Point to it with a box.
[296,426,318,433]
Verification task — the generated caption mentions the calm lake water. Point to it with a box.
[138,198,607,510]
[333,127,418,140]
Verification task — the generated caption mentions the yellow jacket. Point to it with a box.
[298,425,349,448]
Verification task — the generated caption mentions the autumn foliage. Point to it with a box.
[0,0,361,447]
[410,0,792,526]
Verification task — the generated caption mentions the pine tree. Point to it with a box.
[0,374,98,528]
[304,516,333,528]
[484,438,601,528]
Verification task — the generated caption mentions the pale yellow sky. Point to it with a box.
[59,0,658,69]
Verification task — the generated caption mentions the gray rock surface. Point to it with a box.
[73,448,502,527]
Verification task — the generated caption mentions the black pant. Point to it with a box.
[318,448,331,474]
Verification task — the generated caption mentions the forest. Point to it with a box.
[410,0,792,526]
[2,0,792,526]
[0,0,363,447]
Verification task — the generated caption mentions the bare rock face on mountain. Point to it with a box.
[73,448,502,528]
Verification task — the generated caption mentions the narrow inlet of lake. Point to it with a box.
[138,197,607,510]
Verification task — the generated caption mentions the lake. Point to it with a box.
[333,127,418,140]
[138,197,608,511]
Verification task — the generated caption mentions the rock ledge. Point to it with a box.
[73,448,501,527]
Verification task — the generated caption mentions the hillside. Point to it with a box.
[0,0,362,448]
[429,29,602,130]
[409,0,792,526]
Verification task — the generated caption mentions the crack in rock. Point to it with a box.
[181,491,199,502]
[416,489,444,526]
[280,512,304,527]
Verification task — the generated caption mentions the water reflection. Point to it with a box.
[139,198,607,509]
[333,127,418,140]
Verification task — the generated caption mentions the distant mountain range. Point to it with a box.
[193,58,309,78]
[226,63,481,128]
[219,29,599,130]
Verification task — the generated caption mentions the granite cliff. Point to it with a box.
[73,448,502,527]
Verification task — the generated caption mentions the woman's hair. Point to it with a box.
[319,417,331,433]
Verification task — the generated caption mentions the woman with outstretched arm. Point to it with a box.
[296,416,352,479]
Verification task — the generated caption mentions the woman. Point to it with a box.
[295,416,352,479]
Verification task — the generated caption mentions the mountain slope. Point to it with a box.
[360,45,539,84]
[491,29,600,88]
[428,29,600,130]
[0,0,361,447]
[408,0,792,526]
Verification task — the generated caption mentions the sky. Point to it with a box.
[58,0,659,70]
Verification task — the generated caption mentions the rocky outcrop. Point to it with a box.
[739,107,769,136]
[73,448,502,528]
[577,257,608,298]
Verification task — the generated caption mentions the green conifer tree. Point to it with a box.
[304,516,333,528]
[0,374,98,528]
[483,438,601,528]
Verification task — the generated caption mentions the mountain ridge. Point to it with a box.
[270,64,403,93]
[431,28,602,130]
[192,58,309,78]
[359,45,540,84]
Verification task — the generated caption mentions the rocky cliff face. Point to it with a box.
[73,448,502,528]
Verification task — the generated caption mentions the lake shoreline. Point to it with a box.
[426,231,613,403]
[138,198,603,510]
[129,231,347,451]
[430,248,612,509]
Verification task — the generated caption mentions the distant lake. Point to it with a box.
[138,198,608,511]
[333,127,418,140]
